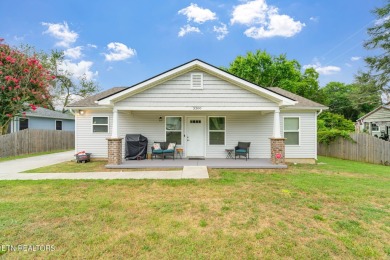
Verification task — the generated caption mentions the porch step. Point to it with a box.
[182,166,209,179]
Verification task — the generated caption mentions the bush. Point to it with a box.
[318,129,355,144]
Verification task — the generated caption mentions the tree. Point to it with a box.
[225,50,322,102]
[0,39,53,135]
[320,77,381,121]
[44,50,99,113]
[317,111,355,144]
[364,1,390,101]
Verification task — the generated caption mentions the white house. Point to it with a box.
[68,59,327,165]
[356,102,390,138]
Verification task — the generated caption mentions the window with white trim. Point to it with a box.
[166,116,182,144]
[92,117,109,133]
[191,73,203,89]
[209,117,225,145]
[55,120,63,130]
[284,117,299,145]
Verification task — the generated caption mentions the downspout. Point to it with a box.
[315,109,323,161]
[68,108,77,154]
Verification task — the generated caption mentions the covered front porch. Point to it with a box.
[106,158,287,169]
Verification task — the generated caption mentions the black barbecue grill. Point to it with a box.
[125,134,148,160]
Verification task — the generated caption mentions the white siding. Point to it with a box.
[364,108,390,122]
[118,111,274,159]
[115,70,277,109]
[281,111,317,159]
[75,109,112,158]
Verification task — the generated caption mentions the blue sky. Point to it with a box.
[0,0,384,91]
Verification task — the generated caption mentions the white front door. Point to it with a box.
[186,117,205,157]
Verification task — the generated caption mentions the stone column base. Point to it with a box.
[270,138,286,165]
[107,138,123,165]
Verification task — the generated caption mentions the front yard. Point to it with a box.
[0,157,389,259]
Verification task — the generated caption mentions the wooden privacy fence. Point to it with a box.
[0,129,75,158]
[318,133,390,165]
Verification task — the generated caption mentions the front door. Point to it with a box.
[186,117,205,157]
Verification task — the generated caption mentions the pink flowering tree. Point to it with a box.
[0,39,53,135]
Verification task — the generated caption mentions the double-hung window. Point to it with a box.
[284,117,300,145]
[166,116,182,144]
[92,117,109,133]
[209,117,225,145]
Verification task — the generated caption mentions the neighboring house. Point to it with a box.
[68,59,327,164]
[8,107,75,133]
[356,102,390,138]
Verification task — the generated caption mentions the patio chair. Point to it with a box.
[235,142,250,161]
[151,142,176,160]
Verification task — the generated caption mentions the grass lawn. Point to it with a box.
[0,156,389,259]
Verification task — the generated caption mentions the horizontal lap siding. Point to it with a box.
[116,71,277,108]
[365,108,390,122]
[75,110,112,158]
[118,111,273,158]
[281,111,316,159]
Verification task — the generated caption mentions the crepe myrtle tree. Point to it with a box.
[0,39,54,135]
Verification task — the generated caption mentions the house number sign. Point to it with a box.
[193,106,202,110]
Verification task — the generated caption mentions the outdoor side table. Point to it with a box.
[225,149,234,159]
[176,148,184,159]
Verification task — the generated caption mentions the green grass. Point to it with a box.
[0,156,389,258]
[23,160,180,173]
[0,149,71,163]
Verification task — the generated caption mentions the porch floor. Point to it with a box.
[106,158,287,169]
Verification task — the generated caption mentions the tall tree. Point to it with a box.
[364,1,390,101]
[225,50,321,102]
[44,50,100,113]
[0,39,53,135]
[320,78,381,121]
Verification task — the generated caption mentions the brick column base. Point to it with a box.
[107,138,123,165]
[270,138,286,165]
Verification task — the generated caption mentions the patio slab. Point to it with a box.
[106,158,287,169]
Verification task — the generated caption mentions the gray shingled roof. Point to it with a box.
[268,87,328,109]
[67,87,127,107]
[26,107,74,120]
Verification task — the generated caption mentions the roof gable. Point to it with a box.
[97,59,297,107]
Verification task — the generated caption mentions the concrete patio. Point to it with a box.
[106,158,287,169]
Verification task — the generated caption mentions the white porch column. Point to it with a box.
[273,108,281,138]
[112,108,118,138]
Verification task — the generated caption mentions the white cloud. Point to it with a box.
[58,60,98,80]
[103,42,136,62]
[64,46,83,59]
[231,0,305,39]
[231,0,268,26]
[42,22,78,47]
[213,23,229,40]
[178,3,217,24]
[303,62,341,75]
[178,24,201,37]
[309,16,319,22]
[351,56,361,61]
[87,44,97,49]
[375,15,389,26]
[345,63,352,67]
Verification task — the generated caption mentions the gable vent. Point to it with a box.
[191,73,203,89]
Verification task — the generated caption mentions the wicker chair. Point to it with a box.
[234,142,250,161]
